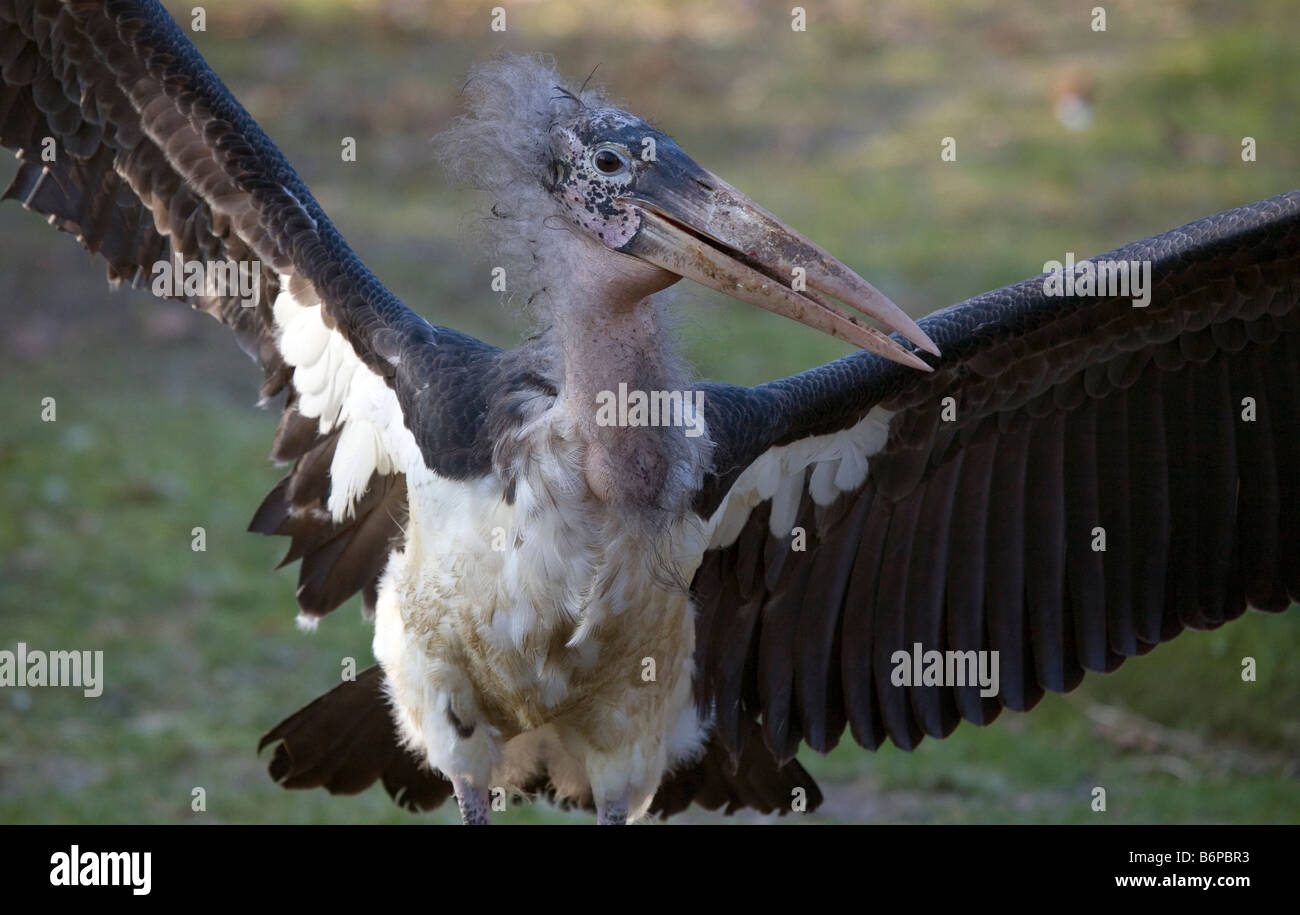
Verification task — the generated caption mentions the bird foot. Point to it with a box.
[453,778,491,825]
[596,796,628,825]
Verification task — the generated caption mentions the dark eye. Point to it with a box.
[593,147,627,175]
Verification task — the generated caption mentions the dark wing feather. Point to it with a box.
[259,666,455,813]
[0,0,502,623]
[261,666,823,819]
[693,191,1300,760]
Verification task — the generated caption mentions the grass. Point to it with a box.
[1,0,1298,824]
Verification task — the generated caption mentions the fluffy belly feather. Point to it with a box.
[370,443,712,815]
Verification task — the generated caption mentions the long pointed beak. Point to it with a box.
[617,169,938,371]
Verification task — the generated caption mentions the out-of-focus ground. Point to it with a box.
[1,0,1298,824]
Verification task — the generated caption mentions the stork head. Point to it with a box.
[435,55,937,370]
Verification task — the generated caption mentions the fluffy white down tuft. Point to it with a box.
[431,54,615,318]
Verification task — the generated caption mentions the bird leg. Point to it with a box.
[452,777,491,825]
[596,795,628,826]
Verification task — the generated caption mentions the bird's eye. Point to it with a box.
[592,147,628,175]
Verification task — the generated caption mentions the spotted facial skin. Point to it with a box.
[547,109,702,251]
[547,110,646,248]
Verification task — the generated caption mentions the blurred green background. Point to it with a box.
[1,0,1298,824]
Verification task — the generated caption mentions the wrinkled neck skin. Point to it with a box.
[542,234,690,511]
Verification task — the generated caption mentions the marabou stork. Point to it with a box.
[3,0,1297,825]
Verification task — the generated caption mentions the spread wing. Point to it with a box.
[1,0,502,623]
[692,191,1300,762]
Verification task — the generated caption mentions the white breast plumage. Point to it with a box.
[370,399,714,816]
